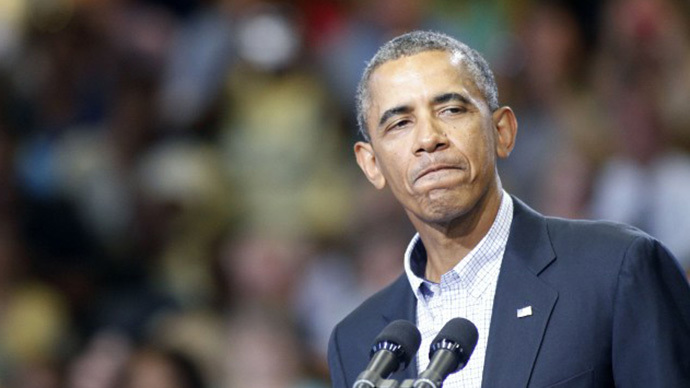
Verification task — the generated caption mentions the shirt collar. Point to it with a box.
[403,191,514,299]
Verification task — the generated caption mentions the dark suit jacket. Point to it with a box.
[328,198,690,387]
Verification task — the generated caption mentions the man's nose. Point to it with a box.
[414,118,448,154]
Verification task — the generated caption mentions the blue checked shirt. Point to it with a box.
[404,192,513,388]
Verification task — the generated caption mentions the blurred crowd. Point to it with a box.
[0,0,689,387]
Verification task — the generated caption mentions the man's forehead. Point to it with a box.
[371,50,462,76]
[448,50,469,69]
[367,51,483,108]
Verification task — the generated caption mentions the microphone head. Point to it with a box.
[430,318,479,371]
[371,320,422,370]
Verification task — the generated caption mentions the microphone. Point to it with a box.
[353,320,422,388]
[413,318,478,388]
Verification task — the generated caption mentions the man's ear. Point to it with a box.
[354,141,386,189]
[492,106,518,159]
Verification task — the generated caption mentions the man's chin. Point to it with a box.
[414,201,473,226]
[411,189,490,227]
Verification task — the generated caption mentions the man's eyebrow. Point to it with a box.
[378,105,412,128]
[432,92,472,106]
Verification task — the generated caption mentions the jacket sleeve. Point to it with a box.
[328,323,348,388]
[612,235,690,386]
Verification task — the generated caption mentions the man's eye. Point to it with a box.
[390,119,411,130]
[441,106,465,115]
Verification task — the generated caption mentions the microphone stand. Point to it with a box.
[366,378,416,388]
[367,378,410,388]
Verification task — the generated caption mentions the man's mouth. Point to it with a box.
[415,164,465,183]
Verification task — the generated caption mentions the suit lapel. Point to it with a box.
[482,198,559,388]
[380,274,419,380]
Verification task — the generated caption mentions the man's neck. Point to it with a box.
[412,189,504,283]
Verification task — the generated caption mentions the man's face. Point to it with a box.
[354,50,516,226]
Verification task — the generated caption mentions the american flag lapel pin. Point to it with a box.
[517,305,533,318]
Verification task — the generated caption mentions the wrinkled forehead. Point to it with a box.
[368,48,466,82]
[367,50,485,109]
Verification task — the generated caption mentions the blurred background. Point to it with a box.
[0,0,689,387]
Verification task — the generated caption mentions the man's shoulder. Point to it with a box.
[514,196,650,251]
[544,214,653,252]
[328,273,415,387]
[539,214,677,281]
[334,273,412,332]
[512,197,662,269]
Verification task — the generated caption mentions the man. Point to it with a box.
[328,31,690,388]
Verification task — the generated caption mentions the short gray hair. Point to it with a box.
[356,30,499,141]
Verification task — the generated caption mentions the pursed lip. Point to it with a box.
[414,163,465,183]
